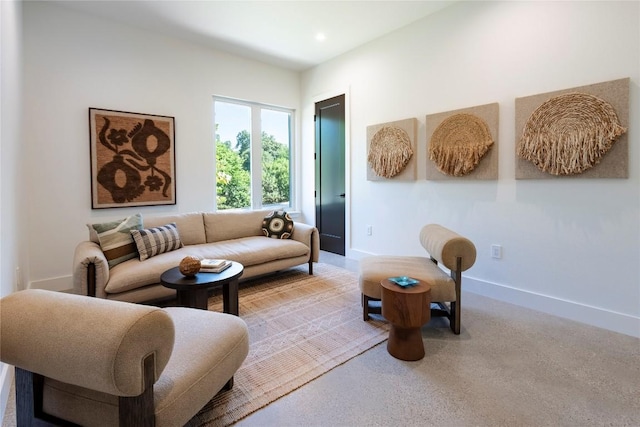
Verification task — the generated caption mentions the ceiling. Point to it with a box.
[52,0,456,71]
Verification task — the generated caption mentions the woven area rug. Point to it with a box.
[186,263,389,426]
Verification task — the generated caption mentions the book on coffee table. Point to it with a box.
[200,259,232,273]
[201,259,226,268]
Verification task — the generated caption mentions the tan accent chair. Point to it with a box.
[358,224,476,334]
[0,289,249,427]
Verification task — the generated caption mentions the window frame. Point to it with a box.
[213,96,295,212]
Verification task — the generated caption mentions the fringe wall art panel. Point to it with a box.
[515,78,629,179]
[425,103,499,180]
[366,118,417,181]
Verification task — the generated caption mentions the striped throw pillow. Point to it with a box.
[131,223,182,261]
[89,214,143,268]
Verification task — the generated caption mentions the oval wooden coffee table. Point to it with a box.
[161,261,243,315]
[380,278,431,361]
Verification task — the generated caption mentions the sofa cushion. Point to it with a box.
[105,238,310,294]
[186,237,309,266]
[203,210,272,243]
[88,214,143,268]
[154,308,249,427]
[262,211,294,239]
[131,223,182,261]
[143,212,206,246]
[106,250,193,294]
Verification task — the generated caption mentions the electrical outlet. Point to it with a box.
[16,266,22,288]
[491,244,502,259]
[367,225,373,236]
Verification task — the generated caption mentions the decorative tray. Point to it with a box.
[388,276,419,287]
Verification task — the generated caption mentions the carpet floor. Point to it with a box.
[237,282,640,427]
[186,263,389,426]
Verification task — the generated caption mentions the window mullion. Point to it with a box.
[250,106,262,209]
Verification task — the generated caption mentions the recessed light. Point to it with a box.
[315,32,326,42]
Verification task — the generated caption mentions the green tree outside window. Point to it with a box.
[216,129,289,209]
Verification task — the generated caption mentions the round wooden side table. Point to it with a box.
[380,278,431,361]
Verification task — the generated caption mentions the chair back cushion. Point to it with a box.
[419,224,476,271]
[0,289,174,396]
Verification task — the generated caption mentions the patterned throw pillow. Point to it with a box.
[88,214,143,268]
[131,223,182,261]
[262,211,294,239]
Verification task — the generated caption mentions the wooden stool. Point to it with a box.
[380,278,431,361]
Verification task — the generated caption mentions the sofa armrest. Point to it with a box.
[291,222,320,263]
[1,289,174,396]
[73,241,110,298]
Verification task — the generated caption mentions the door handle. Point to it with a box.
[339,193,346,198]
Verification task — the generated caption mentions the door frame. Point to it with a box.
[312,86,351,256]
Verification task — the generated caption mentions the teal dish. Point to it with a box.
[389,276,418,287]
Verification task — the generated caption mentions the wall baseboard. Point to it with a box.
[463,276,640,338]
[28,275,72,292]
[348,248,639,338]
[0,363,14,424]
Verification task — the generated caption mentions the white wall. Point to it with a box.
[300,1,640,337]
[17,1,640,339]
[1,0,24,293]
[21,2,300,291]
[0,0,23,419]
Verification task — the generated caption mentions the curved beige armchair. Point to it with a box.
[0,289,249,427]
[359,224,477,334]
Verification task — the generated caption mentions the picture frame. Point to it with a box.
[89,108,176,208]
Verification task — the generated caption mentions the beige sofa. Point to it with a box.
[73,209,319,303]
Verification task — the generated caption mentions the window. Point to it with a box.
[214,97,293,211]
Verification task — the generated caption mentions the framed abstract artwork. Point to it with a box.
[89,108,176,208]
